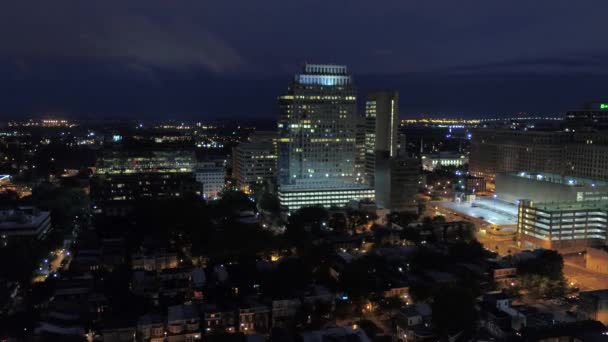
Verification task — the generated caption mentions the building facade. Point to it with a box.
[195,160,225,199]
[93,142,200,215]
[277,64,372,210]
[0,207,51,240]
[375,155,420,212]
[517,200,608,250]
[496,172,608,204]
[354,115,367,183]
[96,147,196,175]
[278,188,375,211]
[469,129,608,182]
[364,91,399,186]
[421,152,468,172]
[232,140,277,191]
[564,102,608,131]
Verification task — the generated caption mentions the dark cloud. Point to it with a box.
[0,0,607,117]
[0,1,246,72]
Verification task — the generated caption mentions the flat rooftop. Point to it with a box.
[508,172,608,187]
[435,197,518,226]
[530,200,608,212]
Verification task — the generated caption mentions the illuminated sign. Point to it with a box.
[601,104,608,109]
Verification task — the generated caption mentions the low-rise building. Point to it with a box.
[238,301,270,334]
[271,298,301,328]
[518,200,608,250]
[300,326,371,342]
[421,152,468,172]
[0,206,51,240]
[465,176,486,193]
[167,304,201,342]
[395,303,432,338]
[132,247,179,272]
[203,303,237,334]
[278,187,375,212]
[137,313,166,342]
[487,259,518,289]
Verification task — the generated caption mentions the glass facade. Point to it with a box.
[278,64,357,190]
[278,188,375,211]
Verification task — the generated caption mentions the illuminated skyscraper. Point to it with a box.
[354,115,367,183]
[277,64,373,210]
[364,91,399,186]
[232,131,277,190]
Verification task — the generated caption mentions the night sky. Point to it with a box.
[1,0,607,119]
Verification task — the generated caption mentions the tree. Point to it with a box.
[431,285,477,340]
[215,189,255,215]
[400,227,421,243]
[389,211,419,227]
[448,240,490,262]
[376,296,405,317]
[334,299,356,320]
[339,255,384,299]
[329,212,347,232]
[516,250,567,298]
[30,183,89,230]
[346,209,376,232]
[517,249,564,280]
[263,257,313,297]
[408,248,448,274]
[259,192,281,214]
[286,206,329,246]
[0,190,19,208]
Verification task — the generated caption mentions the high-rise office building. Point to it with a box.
[375,153,420,212]
[93,142,200,216]
[232,132,277,191]
[564,102,608,131]
[277,64,373,211]
[397,133,407,158]
[469,129,608,183]
[96,146,196,175]
[364,91,399,186]
[354,115,367,183]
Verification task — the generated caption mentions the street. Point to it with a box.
[32,248,70,283]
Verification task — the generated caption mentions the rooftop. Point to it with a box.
[528,200,608,212]
[510,171,608,187]
[435,198,518,226]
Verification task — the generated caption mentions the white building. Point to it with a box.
[278,187,375,211]
[195,160,225,199]
[421,152,468,171]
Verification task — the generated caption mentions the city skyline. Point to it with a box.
[3,2,608,340]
